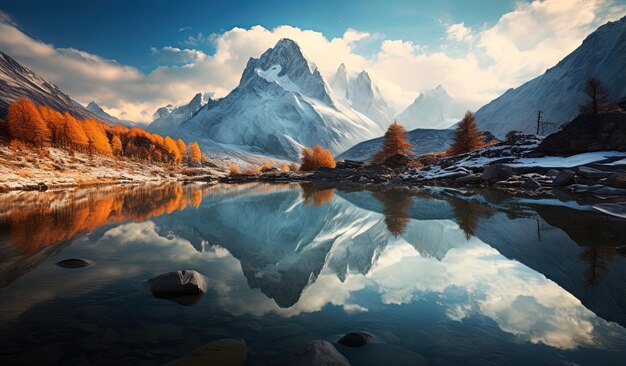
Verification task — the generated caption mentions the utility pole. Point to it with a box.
[536,110,543,135]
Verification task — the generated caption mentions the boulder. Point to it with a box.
[148,270,207,305]
[167,339,246,366]
[546,169,560,177]
[338,332,374,348]
[288,340,350,366]
[577,166,611,179]
[521,178,542,190]
[536,112,626,155]
[56,259,92,269]
[552,170,575,186]
[481,164,513,183]
[606,172,626,188]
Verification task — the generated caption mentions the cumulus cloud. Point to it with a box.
[447,22,474,42]
[0,0,624,122]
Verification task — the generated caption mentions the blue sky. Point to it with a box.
[0,0,625,121]
[2,0,518,71]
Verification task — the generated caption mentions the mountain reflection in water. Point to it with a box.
[0,182,625,365]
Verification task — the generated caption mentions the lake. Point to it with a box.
[0,182,625,365]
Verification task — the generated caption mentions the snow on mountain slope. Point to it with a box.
[147,92,215,135]
[329,63,395,128]
[395,85,462,130]
[177,39,383,161]
[336,128,454,162]
[86,101,138,127]
[0,50,108,122]
[475,16,626,138]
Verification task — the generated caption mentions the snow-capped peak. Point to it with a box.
[239,38,333,105]
[148,92,209,135]
[395,85,461,130]
[329,64,395,128]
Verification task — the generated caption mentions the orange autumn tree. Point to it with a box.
[6,98,51,146]
[448,111,484,156]
[62,112,89,151]
[38,105,65,146]
[111,135,123,156]
[313,145,336,168]
[176,139,187,161]
[83,119,113,156]
[300,146,315,171]
[300,145,335,171]
[373,121,413,164]
[188,142,202,165]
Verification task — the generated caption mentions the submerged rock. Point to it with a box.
[167,338,246,366]
[288,340,350,366]
[148,270,207,305]
[593,203,626,219]
[577,166,611,179]
[338,332,374,348]
[55,258,92,269]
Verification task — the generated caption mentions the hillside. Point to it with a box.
[475,16,626,138]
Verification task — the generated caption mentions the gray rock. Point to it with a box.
[552,170,575,186]
[288,340,350,366]
[577,166,611,179]
[481,164,513,183]
[148,270,207,305]
[338,332,374,348]
[606,172,626,188]
[546,169,560,177]
[521,178,542,190]
[167,339,247,366]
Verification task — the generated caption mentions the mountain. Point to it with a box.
[86,101,137,127]
[395,85,461,129]
[147,92,215,135]
[336,128,453,162]
[329,63,395,128]
[475,16,626,138]
[0,50,111,122]
[176,39,383,161]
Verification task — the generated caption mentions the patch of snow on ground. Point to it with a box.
[508,151,626,168]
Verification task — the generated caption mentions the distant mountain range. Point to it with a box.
[1,16,625,161]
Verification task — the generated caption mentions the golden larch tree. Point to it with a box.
[111,135,123,156]
[62,112,89,151]
[6,98,51,146]
[300,146,315,171]
[448,111,484,156]
[188,142,202,165]
[164,136,182,163]
[313,145,336,168]
[83,119,113,156]
[176,139,187,160]
[38,106,65,146]
[373,121,413,164]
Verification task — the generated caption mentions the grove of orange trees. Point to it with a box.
[1,98,202,166]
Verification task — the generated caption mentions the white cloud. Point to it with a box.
[0,0,624,122]
[447,22,474,42]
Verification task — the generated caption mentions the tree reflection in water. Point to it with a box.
[0,183,208,255]
[300,183,335,207]
[372,188,413,237]
[448,197,496,240]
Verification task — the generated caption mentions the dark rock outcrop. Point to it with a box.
[552,170,576,186]
[536,112,626,155]
[55,258,91,269]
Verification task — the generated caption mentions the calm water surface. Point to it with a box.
[0,182,625,365]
